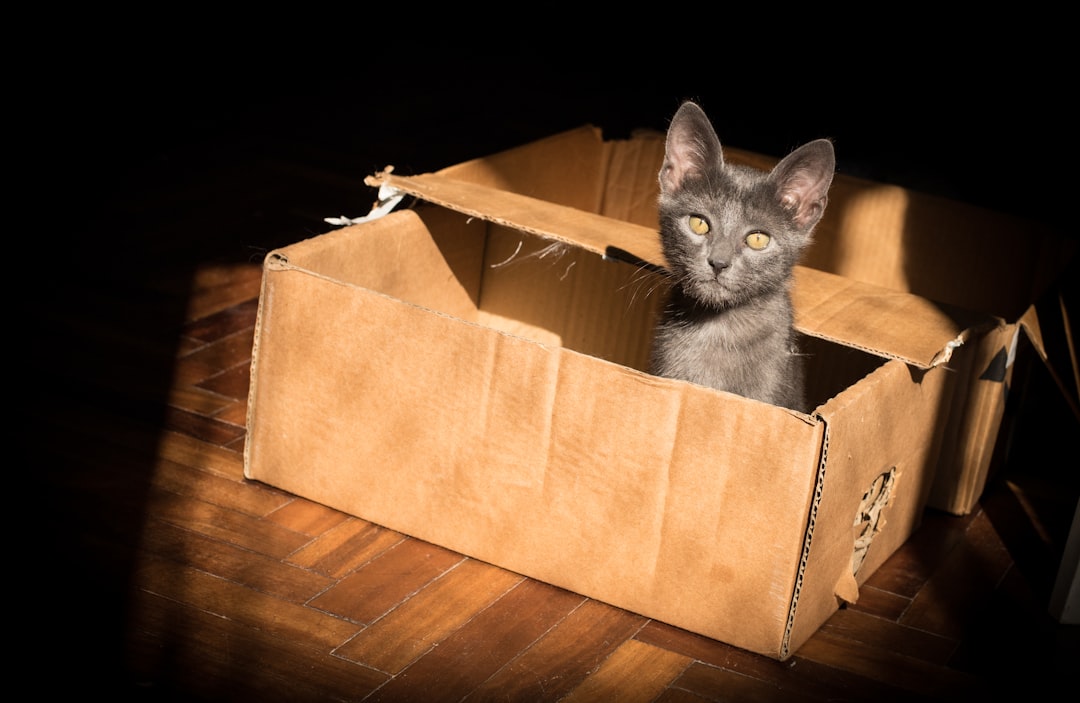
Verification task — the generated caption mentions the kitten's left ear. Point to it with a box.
[659,101,724,193]
[770,139,835,230]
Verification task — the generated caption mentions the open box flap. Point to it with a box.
[790,266,1000,370]
[366,170,664,263]
[1019,277,1080,423]
[367,170,994,370]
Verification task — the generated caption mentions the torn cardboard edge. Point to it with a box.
[366,169,993,373]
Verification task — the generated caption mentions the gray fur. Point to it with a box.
[648,102,835,412]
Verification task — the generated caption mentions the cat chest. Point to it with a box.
[663,306,792,357]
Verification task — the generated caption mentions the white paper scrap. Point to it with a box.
[324,183,405,226]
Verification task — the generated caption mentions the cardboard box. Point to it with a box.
[244,125,1074,660]
[362,125,1078,515]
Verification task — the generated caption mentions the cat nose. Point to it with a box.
[708,257,730,273]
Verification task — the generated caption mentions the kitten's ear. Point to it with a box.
[770,139,835,230]
[659,102,724,193]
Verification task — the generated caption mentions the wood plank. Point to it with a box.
[636,621,920,703]
[309,538,465,624]
[861,509,973,598]
[126,589,386,701]
[464,598,648,702]
[196,361,252,399]
[163,404,247,446]
[672,662,821,703]
[265,497,352,536]
[635,620,764,672]
[815,607,957,665]
[136,552,362,649]
[796,629,990,700]
[176,333,207,357]
[157,429,246,480]
[184,264,263,322]
[900,509,1013,638]
[148,486,312,559]
[559,638,692,703]
[286,518,407,578]
[182,296,260,343]
[654,689,715,703]
[213,397,250,427]
[139,519,332,603]
[172,327,255,387]
[151,456,291,518]
[334,557,524,673]
[167,384,235,417]
[364,579,584,702]
[847,584,912,621]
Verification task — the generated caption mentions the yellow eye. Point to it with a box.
[688,215,710,235]
[745,231,771,250]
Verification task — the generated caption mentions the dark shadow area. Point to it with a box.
[946,331,1080,682]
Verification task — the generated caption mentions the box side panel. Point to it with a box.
[598,131,666,227]
[786,357,952,655]
[803,178,1075,320]
[658,387,826,657]
[246,272,580,547]
[436,125,609,213]
[245,230,826,659]
[927,323,1017,514]
[522,356,824,658]
[278,208,484,321]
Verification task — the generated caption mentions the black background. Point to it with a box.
[52,45,1076,261]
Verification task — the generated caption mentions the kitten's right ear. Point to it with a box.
[659,102,724,193]
[770,139,836,231]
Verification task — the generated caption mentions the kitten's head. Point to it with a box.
[657,101,834,309]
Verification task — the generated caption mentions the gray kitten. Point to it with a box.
[648,101,835,412]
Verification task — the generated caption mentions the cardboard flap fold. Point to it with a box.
[791,267,1000,370]
[366,171,665,265]
[368,170,993,370]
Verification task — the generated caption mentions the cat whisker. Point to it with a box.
[616,267,669,310]
[536,241,569,260]
[489,240,524,268]
[489,239,572,270]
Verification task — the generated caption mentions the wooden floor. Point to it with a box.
[32,82,1079,701]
